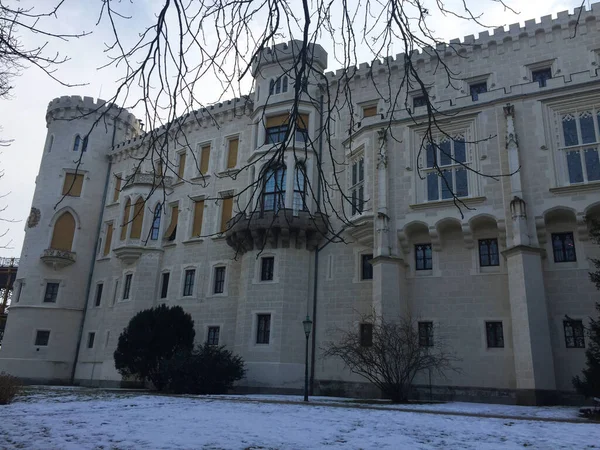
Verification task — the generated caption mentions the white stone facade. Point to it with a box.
[1,4,600,405]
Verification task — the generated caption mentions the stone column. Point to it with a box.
[503,105,557,405]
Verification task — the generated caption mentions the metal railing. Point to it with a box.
[0,257,19,268]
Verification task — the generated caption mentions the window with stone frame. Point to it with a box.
[262,165,286,212]
[183,269,195,297]
[207,326,220,346]
[94,283,103,307]
[418,321,434,347]
[563,320,585,348]
[150,204,162,240]
[360,323,373,347]
[551,232,577,263]
[44,282,59,303]
[213,266,226,294]
[557,109,600,185]
[349,154,365,215]
[486,321,504,348]
[269,76,288,95]
[479,239,500,267]
[160,272,170,299]
[256,314,271,344]
[469,82,487,101]
[292,163,307,214]
[260,257,274,281]
[415,244,432,271]
[361,254,373,280]
[35,330,50,346]
[87,332,95,349]
[532,67,552,87]
[122,274,132,300]
[413,95,427,109]
[423,135,469,202]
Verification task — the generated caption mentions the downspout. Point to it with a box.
[309,92,324,394]
[70,119,117,384]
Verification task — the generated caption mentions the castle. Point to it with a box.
[1,4,599,405]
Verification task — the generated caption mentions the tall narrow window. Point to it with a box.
[415,244,432,270]
[62,173,84,197]
[559,111,600,185]
[120,199,131,241]
[35,330,50,346]
[214,266,226,294]
[479,239,499,267]
[73,135,81,152]
[360,323,373,347]
[82,136,88,152]
[227,138,239,169]
[103,223,113,256]
[129,197,145,239]
[220,196,233,233]
[532,67,552,87]
[263,166,286,212]
[94,283,103,307]
[164,204,178,241]
[293,164,307,214]
[424,136,469,201]
[207,326,220,346]
[46,135,54,153]
[160,272,170,299]
[295,114,309,142]
[87,332,95,349]
[350,156,364,215]
[269,76,287,95]
[261,257,275,281]
[113,175,122,202]
[361,254,373,280]
[418,322,434,347]
[200,144,211,174]
[256,314,271,344]
[486,321,504,348]
[150,204,162,240]
[50,212,76,251]
[563,320,585,348]
[552,232,577,263]
[190,200,204,238]
[176,152,186,179]
[183,269,195,296]
[123,274,132,300]
[44,282,59,303]
[469,82,487,101]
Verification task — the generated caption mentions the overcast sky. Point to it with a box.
[0,0,586,257]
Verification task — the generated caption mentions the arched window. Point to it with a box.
[293,163,307,214]
[82,136,88,152]
[120,198,131,241]
[269,79,276,95]
[50,212,76,251]
[130,197,145,239]
[73,135,81,152]
[46,135,54,153]
[150,203,162,240]
[263,165,286,212]
[268,76,288,95]
[282,76,288,93]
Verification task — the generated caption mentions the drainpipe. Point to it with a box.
[70,119,117,384]
[309,92,324,394]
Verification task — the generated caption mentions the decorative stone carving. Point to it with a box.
[40,248,76,269]
[27,207,41,228]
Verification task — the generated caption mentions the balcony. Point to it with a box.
[40,248,76,269]
[123,172,174,189]
[225,209,327,254]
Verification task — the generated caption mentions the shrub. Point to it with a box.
[0,372,21,405]
[161,343,246,395]
[114,304,195,390]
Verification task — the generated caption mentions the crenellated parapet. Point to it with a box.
[324,2,600,82]
[46,95,141,135]
[252,40,328,76]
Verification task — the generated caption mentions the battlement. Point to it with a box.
[46,95,140,132]
[252,40,328,76]
[324,2,600,80]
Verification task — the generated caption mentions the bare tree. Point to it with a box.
[323,313,460,402]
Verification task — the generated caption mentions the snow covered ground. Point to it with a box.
[0,388,597,449]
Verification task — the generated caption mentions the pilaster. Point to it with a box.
[370,255,407,319]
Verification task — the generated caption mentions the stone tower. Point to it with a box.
[0,96,139,382]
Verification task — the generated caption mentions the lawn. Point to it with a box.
[0,387,597,449]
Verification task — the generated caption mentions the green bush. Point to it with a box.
[0,372,21,405]
[114,304,195,390]
[161,343,246,395]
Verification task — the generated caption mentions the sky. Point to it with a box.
[0,0,588,257]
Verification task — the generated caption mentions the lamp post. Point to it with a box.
[302,315,313,402]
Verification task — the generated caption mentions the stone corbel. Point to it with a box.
[535,216,547,247]
[429,226,442,252]
[461,223,474,249]
[577,212,589,242]
[396,229,411,255]
[497,219,507,250]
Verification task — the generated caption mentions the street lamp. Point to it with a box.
[302,315,313,402]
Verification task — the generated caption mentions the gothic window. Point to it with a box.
[150,204,162,240]
[50,211,76,251]
[350,155,364,215]
[415,244,432,270]
[552,232,577,263]
[123,274,132,300]
[563,320,585,348]
[82,136,88,152]
[263,165,286,212]
[479,239,499,267]
[559,111,600,184]
[424,135,469,201]
[73,135,81,152]
[269,76,288,95]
